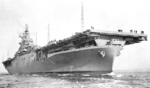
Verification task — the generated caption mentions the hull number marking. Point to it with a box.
[98,51,105,58]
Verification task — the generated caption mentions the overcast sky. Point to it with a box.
[0,0,150,73]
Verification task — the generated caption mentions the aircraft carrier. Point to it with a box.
[2,25,147,75]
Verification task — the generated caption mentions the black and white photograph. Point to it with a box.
[0,0,150,88]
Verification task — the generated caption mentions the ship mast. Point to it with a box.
[81,2,84,31]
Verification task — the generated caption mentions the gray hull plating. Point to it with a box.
[6,46,121,75]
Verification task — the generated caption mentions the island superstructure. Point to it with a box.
[2,24,147,75]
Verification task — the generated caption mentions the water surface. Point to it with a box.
[0,72,150,88]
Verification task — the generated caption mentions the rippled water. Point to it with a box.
[0,72,150,88]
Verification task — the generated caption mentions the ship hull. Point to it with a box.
[4,46,122,75]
